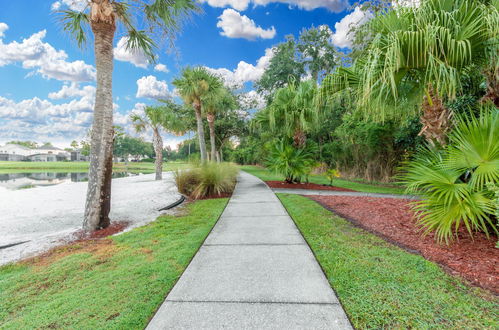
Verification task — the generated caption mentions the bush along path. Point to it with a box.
[147,171,352,329]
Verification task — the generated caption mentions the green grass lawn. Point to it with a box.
[278,194,498,329]
[241,165,407,195]
[0,161,189,174]
[0,198,227,329]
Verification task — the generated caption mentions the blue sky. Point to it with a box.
[0,0,366,148]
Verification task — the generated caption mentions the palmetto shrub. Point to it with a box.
[266,140,315,183]
[402,107,498,243]
[174,163,238,199]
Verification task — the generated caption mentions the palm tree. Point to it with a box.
[131,102,185,180]
[266,79,319,148]
[172,67,223,162]
[60,0,199,231]
[203,88,237,162]
[323,0,498,146]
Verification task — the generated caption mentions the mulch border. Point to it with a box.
[306,196,498,295]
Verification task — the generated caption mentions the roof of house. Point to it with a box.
[37,145,63,151]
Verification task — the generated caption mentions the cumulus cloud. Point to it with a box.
[0,26,95,82]
[51,0,88,12]
[48,83,96,100]
[201,0,348,12]
[114,37,149,68]
[217,9,276,40]
[154,63,169,73]
[331,6,372,49]
[0,23,8,38]
[136,76,171,99]
[240,90,266,110]
[206,47,274,88]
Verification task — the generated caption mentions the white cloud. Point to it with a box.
[136,76,170,99]
[0,23,8,38]
[240,90,266,110]
[114,37,149,68]
[200,0,250,11]
[217,9,276,40]
[50,0,88,12]
[201,0,348,12]
[331,6,372,49]
[206,47,274,88]
[48,83,96,100]
[0,28,95,82]
[154,63,169,73]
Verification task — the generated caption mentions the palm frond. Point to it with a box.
[60,10,89,48]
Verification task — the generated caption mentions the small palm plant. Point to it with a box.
[266,140,315,183]
[325,168,341,186]
[401,107,498,243]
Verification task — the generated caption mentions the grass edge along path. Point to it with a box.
[0,198,228,329]
[241,165,406,195]
[278,194,498,329]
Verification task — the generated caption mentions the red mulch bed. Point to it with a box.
[72,221,130,241]
[309,195,499,294]
[266,181,355,192]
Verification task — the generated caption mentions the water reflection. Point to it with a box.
[0,172,138,190]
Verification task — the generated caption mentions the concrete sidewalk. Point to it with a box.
[147,171,352,330]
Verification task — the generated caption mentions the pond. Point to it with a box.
[0,172,145,190]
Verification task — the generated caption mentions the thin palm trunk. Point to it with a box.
[153,127,163,180]
[207,113,217,162]
[293,128,306,148]
[419,87,452,147]
[482,66,499,107]
[83,19,116,231]
[194,102,207,162]
[99,141,113,228]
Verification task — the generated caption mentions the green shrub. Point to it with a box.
[401,108,498,243]
[266,140,315,183]
[174,163,238,199]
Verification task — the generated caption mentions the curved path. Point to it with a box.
[147,171,352,329]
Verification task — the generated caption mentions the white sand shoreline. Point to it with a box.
[0,173,180,266]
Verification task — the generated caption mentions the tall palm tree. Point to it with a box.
[267,79,320,148]
[203,88,237,162]
[323,0,498,146]
[131,102,185,180]
[172,67,223,162]
[60,0,199,231]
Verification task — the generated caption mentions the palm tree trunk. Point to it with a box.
[293,128,306,148]
[99,142,113,229]
[153,127,163,180]
[482,65,499,107]
[194,102,207,162]
[83,17,116,232]
[419,87,452,147]
[207,113,217,162]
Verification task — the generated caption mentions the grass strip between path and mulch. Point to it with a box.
[241,165,407,195]
[278,194,498,329]
[0,198,228,329]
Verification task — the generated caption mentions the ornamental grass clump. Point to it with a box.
[401,107,498,243]
[174,163,238,199]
